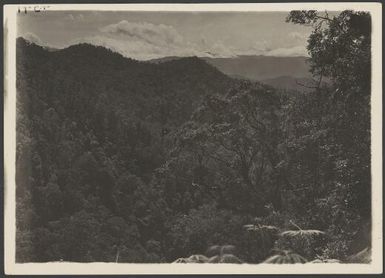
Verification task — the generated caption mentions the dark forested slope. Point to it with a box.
[16,37,235,262]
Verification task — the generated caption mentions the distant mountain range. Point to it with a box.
[21,36,315,92]
[149,55,315,91]
[203,55,311,80]
[149,55,310,79]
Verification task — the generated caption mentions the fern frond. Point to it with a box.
[262,250,307,264]
[172,257,189,263]
[309,258,341,263]
[263,254,281,263]
[187,254,209,263]
[280,229,325,238]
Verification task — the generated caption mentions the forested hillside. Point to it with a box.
[15,10,371,264]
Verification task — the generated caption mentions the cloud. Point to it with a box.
[71,20,236,60]
[71,35,184,60]
[69,20,308,60]
[232,38,309,57]
[21,32,60,50]
[100,21,185,48]
[22,32,44,46]
[264,45,308,57]
[208,42,236,58]
[233,40,271,56]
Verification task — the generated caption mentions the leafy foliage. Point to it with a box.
[285,10,371,260]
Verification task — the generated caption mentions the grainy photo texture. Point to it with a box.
[13,7,374,267]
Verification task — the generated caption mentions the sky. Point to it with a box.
[17,11,313,60]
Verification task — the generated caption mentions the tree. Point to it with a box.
[173,81,283,213]
[287,10,371,99]
[286,10,372,257]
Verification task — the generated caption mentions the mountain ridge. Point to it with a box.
[19,36,312,84]
[16,36,234,129]
[17,36,315,94]
[147,54,312,85]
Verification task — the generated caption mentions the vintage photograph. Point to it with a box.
[3,2,382,275]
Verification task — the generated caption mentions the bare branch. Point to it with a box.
[295,80,319,89]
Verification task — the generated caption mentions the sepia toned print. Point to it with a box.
[3,3,382,275]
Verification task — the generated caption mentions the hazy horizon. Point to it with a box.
[17,11,313,60]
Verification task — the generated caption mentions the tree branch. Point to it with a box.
[295,80,319,89]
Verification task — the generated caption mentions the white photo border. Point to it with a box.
[3,2,383,275]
